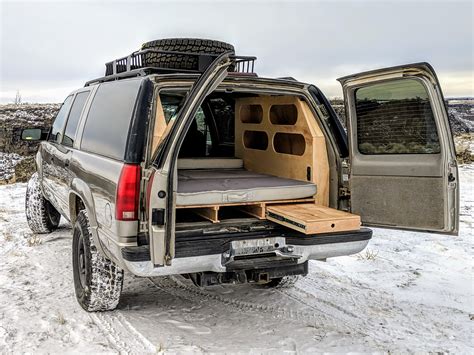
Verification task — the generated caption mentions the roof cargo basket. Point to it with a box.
[104,49,256,76]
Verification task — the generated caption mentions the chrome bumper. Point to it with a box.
[124,239,370,277]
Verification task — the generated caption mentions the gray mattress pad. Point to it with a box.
[177,169,317,206]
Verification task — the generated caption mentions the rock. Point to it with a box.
[0,104,58,184]
[14,156,36,182]
[0,104,59,155]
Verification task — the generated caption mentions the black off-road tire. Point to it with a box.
[261,275,300,288]
[141,38,235,71]
[72,210,123,312]
[25,172,60,234]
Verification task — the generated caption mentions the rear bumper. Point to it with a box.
[122,228,372,277]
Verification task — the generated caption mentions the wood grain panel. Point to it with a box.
[267,204,361,234]
[235,96,329,206]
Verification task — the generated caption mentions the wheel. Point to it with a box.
[141,38,235,71]
[25,172,60,234]
[260,275,300,288]
[72,210,123,312]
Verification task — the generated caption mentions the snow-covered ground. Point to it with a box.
[0,167,472,354]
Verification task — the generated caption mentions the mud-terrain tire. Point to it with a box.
[141,38,235,71]
[261,275,300,288]
[25,172,60,234]
[72,210,123,312]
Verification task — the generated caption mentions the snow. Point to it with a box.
[0,167,472,353]
[0,152,23,182]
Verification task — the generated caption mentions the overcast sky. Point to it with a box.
[1,0,472,103]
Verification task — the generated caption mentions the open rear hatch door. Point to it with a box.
[338,62,459,234]
[147,52,233,266]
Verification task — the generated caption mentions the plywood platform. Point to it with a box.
[177,198,315,223]
[266,204,361,234]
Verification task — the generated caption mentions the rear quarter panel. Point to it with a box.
[70,150,138,266]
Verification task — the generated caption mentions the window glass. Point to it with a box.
[49,95,73,143]
[160,93,213,156]
[355,79,440,154]
[160,93,182,122]
[159,93,236,157]
[209,98,235,145]
[63,91,90,147]
[81,79,141,160]
[194,107,212,155]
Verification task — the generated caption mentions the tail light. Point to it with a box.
[116,164,141,221]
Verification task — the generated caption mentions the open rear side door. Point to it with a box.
[338,63,458,234]
[148,52,233,266]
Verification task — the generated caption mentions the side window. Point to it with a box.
[355,78,440,154]
[194,107,212,155]
[62,91,90,147]
[160,93,182,122]
[209,98,235,145]
[81,79,141,160]
[49,95,73,143]
[160,93,213,156]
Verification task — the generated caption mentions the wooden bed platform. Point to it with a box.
[177,200,361,234]
[176,198,315,223]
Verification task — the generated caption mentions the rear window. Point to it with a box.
[81,79,141,160]
[355,78,440,154]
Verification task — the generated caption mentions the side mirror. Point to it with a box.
[21,128,46,141]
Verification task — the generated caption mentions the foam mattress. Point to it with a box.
[177,169,317,206]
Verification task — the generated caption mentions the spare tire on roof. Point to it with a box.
[141,38,235,71]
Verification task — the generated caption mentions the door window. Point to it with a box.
[209,98,235,145]
[160,94,182,123]
[355,78,440,154]
[195,107,213,155]
[62,91,90,147]
[49,95,73,143]
[161,93,215,157]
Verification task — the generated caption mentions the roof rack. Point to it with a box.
[106,49,256,75]
[85,49,256,86]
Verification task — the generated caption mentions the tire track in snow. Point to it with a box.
[90,311,156,354]
[148,275,353,326]
[290,270,457,346]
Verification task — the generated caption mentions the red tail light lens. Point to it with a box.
[116,164,141,221]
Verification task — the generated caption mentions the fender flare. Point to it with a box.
[69,178,109,258]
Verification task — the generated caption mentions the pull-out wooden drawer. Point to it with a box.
[266,203,361,234]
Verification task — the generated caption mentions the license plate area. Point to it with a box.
[232,237,285,256]
[222,237,287,266]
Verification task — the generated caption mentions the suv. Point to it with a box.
[22,38,459,312]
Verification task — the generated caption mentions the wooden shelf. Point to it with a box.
[177,199,360,235]
[178,198,315,223]
[266,204,361,234]
[176,197,315,209]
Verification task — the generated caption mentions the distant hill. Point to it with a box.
[0,100,472,183]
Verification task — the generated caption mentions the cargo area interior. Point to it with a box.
[152,91,360,235]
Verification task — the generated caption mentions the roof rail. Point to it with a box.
[85,49,257,86]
